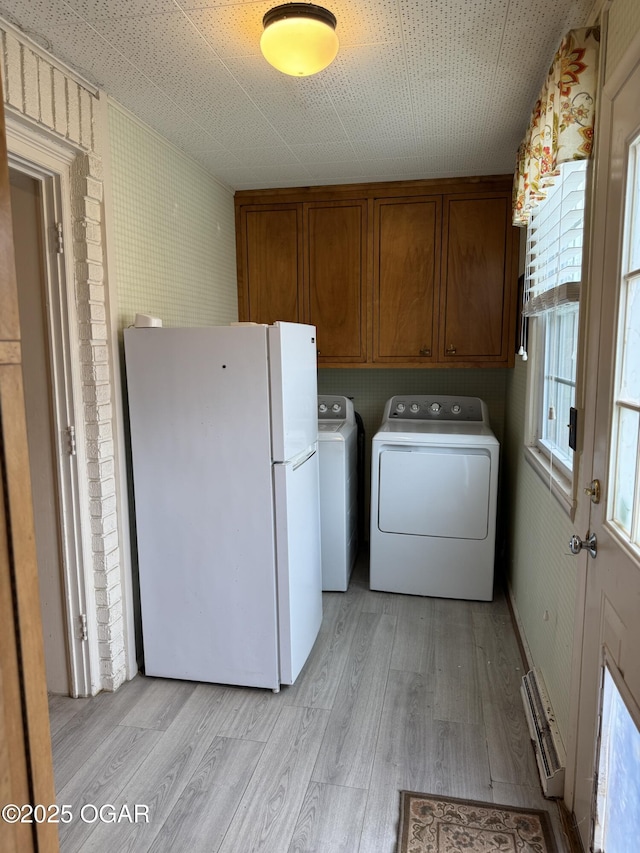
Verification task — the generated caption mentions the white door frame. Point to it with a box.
[6,116,97,697]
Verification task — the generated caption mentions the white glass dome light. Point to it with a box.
[260,3,339,77]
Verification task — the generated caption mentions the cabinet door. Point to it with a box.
[439,194,516,364]
[237,205,303,324]
[373,196,441,362]
[305,201,367,362]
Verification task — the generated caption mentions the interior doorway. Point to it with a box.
[7,153,91,698]
[10,168,69,695]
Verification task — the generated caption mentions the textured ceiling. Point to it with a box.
[0,0,595,190]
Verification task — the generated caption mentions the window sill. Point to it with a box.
[524,444,577,521]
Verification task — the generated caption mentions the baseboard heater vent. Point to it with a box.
[520,668,566,798]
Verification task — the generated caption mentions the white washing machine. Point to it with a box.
[318,395,358,591]
[370,395,499,601]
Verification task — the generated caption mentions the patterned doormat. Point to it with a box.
[397,791,558,853]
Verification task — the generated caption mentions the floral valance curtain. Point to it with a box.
[512,27,600,227]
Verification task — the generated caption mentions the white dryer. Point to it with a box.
[370,395,499,601]
[318,396,358,591]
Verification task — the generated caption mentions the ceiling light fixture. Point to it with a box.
[260,3,339,77]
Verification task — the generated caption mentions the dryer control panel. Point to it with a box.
[383,395,485,422]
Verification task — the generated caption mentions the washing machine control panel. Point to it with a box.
[385,395,484,422]
[318,395,356,424]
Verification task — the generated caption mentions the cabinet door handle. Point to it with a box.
[419,347,431,357]
[446,345,457,355]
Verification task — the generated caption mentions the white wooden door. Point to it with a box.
[569,36,640,850]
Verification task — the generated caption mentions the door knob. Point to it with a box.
[569,531,597,558]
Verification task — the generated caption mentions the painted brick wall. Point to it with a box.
[1,27,125,691]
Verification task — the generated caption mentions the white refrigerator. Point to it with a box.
[124,321,322,691]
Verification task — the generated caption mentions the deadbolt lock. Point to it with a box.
[584,479,601,504]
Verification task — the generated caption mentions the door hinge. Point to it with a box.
[55,221,64,255]
[66,425,77,456]
[78,613,88,642]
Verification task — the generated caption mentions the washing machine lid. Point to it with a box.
[318,421,356,441]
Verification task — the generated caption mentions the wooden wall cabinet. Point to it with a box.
[237,204,303,324]
[373,196,441,364]
[235,176,519,368]
[438,193,516,365]
[305,200,367,364]
[236,199,367,364]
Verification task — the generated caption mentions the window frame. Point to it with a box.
[538,302,580,479]
[524,315,577,515]
[606,131,640,552]
[522,160,593,519]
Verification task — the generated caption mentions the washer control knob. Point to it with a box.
[396,402,406,413]
[451,403,461,414]
[429,402,442,414]
[319,403,327,413]
[331,403,341,413]
[410,402,420,413]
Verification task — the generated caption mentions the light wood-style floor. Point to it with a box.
[49,558,568,852]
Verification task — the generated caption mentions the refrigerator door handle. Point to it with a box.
[273,448,322,685]
[293,448,316,470]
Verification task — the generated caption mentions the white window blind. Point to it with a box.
[523,160,587,317]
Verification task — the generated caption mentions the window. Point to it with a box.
[608,133,640,550]
[539,304,580,477]
[523,160,588,495]
[594,663,640,852]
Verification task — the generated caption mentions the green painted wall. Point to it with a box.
[503,359,577,739]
